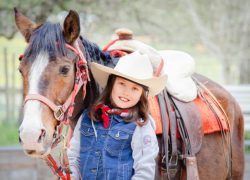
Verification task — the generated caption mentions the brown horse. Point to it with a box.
[15,9,244,179]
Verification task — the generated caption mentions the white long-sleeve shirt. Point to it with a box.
[67,114,159,180]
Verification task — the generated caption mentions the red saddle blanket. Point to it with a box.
[149,95,229,135]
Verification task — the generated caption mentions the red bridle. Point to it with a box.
[22,41,89,180]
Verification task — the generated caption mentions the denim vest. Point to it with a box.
[79,110,136,180]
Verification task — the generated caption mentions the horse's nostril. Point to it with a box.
[37,129,46,143]
[26,150,36,155]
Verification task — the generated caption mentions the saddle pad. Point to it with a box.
[193,94,229,134]
[149,95,228,135]
[148,96,163,134]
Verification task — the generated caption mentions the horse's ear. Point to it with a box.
[63,10,80,44]
[14,8,37,42]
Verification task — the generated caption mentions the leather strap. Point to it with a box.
[46,154,71,180]
[157,93,169,172]
[163,90,179,179]
[174,107,191,156]
[192,76,232,178]
[170,96,201,180]
[186,156,200,180]
[158,89,179,179]
[172,97,203,156]
[164,91,178,157]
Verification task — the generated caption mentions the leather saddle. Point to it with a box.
[156,87,203,180]
[155,76,228,180]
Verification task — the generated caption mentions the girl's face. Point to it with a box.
[111,77,143,109]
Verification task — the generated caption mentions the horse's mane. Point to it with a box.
[25,22,115,67]
[76,36,117,112]
[25,22,67,59]
[70,35,118,125]
[80,36,116,68]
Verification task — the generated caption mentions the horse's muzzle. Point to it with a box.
[19,128,49,156]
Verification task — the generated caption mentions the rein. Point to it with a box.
[22,41,89,180]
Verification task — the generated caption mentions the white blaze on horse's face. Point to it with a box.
[19,52,49,155]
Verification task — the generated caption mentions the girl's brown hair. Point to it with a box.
[89,75,149,126]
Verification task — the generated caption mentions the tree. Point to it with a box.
[183,0,250,84]
[1,0,249,84]
[0,0,65,38]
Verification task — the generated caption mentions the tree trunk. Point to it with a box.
[222,62,232,84]
[239,58,250,84]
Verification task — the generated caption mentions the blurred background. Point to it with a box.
[0,0,249,179]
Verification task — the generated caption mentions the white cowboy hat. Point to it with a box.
[91,51,168,96]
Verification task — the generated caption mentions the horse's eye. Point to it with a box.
[59,65,70,75]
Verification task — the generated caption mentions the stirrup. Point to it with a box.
[168,154,178,175]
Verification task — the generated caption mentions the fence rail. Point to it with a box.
[225,85,250,131]
[0,47,22,123]
[0,146,54,180]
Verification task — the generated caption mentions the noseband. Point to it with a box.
[23,42,89,123]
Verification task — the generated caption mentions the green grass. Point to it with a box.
[245,131,250,139]
[246,147,250,154]
[244,131,250,154]
[0,122,19,146]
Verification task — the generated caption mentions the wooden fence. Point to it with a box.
[0,47,22,123]
[0,46,250,128]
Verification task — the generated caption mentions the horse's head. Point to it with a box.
[15,8,86,157]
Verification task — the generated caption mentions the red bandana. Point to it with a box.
[95,104,129,128]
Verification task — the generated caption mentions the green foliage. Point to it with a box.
[1,0,250,83]
[245,131,250,139]
[244,131,250,154]
[0,122,19,146]
[245,147,250,154]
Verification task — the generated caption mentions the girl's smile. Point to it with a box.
[119,96,129,102]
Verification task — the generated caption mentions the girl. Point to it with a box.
[68,51,167,180]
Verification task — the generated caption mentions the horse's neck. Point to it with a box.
[70,37,120,127]
[69,77,99,128]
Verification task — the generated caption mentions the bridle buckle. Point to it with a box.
[54,106,64,121]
